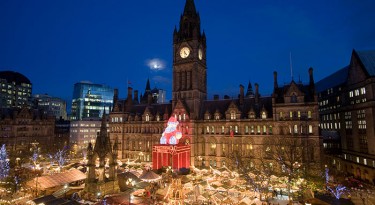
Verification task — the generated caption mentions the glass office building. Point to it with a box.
[71,81,114,120]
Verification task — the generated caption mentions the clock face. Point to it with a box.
[180,47,190,58]
[198,49,203,60]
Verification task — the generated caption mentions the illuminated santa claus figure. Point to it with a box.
[160,116,182,145]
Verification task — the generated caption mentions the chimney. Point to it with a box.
[309,67,314,86]
[126,87,133,111]
[112,88,119,112]
[255,83,259,104]
[147,93,152,105]
[127,87,133,100]
[134,90,139,103]
[239,84,244,105]
[213,95,219,100]
[273,71,278,90]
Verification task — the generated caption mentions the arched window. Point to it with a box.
[145,114,150,122]
[262,112,267,119]
[291,93,297,103]
[308,111,312,119]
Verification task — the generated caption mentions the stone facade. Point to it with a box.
[317,50,375,183]
[0,107,55,156]
[109,0,322,176]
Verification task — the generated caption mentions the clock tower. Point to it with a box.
[173,0,207,119]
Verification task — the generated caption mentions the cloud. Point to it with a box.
[146,58,166,71]
[152,75,171,84]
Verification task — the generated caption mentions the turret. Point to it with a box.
[273,71,278,90]
[255,83,259,104]
[239,84,244,106]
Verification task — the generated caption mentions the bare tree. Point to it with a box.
[231,147,273,200]
[264,135,320,200]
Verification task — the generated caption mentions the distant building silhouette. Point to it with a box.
[33,94,68,120]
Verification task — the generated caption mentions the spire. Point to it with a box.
[183,0,197,16]
[246,81,254,97]
[177,0,201,41]
[145,78,151,92]
[101,106,107,134]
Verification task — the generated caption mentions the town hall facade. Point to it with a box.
[109,0,322,176]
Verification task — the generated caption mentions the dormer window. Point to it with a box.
[215,114,220,120]
[230,111,236,120]
[145,114,150,122]
[261,111,267,119]
[249,112,255,119]
[291,93,297,103]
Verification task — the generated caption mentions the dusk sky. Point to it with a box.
[1,0,375,109]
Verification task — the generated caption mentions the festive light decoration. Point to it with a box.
[0,144,10,180]
[160,116,182,145]
[325,168,347,199]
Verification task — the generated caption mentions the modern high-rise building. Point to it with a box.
[0,71,32,108]
[317,50,375,183]
[108,0,322,177]
[71,81,114,120]
[33,94,68,120]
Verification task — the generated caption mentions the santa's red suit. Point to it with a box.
[160,116,182,145]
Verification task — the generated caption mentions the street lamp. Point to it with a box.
[126,178,135,205]
[97,192,101,201]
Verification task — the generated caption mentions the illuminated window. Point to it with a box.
[309,125,313,134]
[262,112,267,119]
[145,114,150,122]
[361,87,366,95]
[308,111,312,119]
[230,111,236,120]
[294,125,298,134]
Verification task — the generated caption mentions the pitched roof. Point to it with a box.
[355,50,375,76]
[27,169,86,190]
[316,66,349,92]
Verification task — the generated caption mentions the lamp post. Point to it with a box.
[126,178,135,205]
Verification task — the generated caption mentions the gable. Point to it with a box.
[348,51,369,85]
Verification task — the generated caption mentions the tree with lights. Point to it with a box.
[231,147,273,200]
[325,167,347,199]
[0,144,10,180]
[264,136,319,201]
[54,146,68,171]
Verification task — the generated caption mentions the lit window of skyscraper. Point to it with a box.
[71,81,114,120]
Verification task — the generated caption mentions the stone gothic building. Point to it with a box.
[109,0,322,175]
